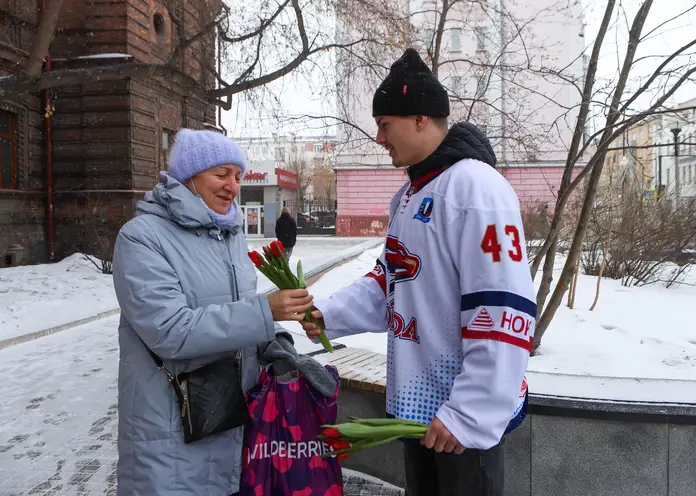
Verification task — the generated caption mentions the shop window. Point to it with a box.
[0,111,16,189]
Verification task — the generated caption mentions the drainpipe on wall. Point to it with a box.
[217,29,227,136]
[42,0,55,262]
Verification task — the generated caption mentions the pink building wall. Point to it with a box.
[502,167,568,209]
[336,165,580,236]
[336,168,407,236]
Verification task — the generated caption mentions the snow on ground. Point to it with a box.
[0,316,120,495]
[0,254,116,342]
[280,247,387,354]
[0,237,379,344]
[0,315,401,496]
[248,237,381,292]
[527,259,696,401]
[287,249,696,403]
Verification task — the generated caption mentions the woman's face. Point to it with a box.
[187,164,243,214]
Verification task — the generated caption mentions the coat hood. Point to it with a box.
[407,121,497,184]
[137,172,243,233]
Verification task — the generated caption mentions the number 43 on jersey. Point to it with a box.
[481,224,523,262]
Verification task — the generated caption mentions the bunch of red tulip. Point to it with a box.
[248,240,333,353]
[318,417,428,461]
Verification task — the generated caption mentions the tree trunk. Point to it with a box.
[429,0,450,78]
[533,0,654,351]
[590,243,609,311]
[530,0,616,306]
[568,255,581,309]
[23,0,65,78]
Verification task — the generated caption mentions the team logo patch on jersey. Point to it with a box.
[385,236,421,283]
[468,308,495,331]
[413,197,434,223]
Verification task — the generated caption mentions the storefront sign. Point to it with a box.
[242,160,277,186]
[276,168,299,189]
[244,171,269,182]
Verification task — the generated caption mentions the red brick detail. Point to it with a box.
[336,215,389,237]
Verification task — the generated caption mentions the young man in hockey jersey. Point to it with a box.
[300,48,535,495]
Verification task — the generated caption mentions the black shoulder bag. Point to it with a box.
[144,346,251,444]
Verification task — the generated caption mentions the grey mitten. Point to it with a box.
[258,332,338,398]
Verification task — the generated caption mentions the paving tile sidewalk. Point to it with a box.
[0,316,401,496]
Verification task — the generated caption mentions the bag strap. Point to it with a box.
[139,337,176,384]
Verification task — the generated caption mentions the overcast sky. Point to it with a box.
[221,0,696,139]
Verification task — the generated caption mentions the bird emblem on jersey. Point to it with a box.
[385,236,421,283]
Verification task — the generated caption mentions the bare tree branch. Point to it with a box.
[534,0,656,348]
[23,0,65,77]
[531,0,616,314]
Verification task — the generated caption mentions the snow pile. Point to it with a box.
[0,238,381,344]
[284,248,696,402]
[0,254,116,342]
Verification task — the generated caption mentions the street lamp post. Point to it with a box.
[670,126,681,209]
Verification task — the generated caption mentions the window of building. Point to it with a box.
[451,29,461,52]
[475,27,487,50]
[0,111,16,189]
[161,130,174,169]
[475,75,486,98]
[153,13,166,41]
[451,76,462,94]
[313,144,324,153]
[423,28,434,50]
[275,147,284,161]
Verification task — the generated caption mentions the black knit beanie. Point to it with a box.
[372,48,450,118]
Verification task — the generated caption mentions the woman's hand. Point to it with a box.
[267,289,314,321]
[300,310,325,339]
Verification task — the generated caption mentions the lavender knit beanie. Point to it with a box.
[167,128,247,183]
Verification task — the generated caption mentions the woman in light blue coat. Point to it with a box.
[112,129,313,496]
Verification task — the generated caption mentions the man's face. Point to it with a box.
[375,116,422,167]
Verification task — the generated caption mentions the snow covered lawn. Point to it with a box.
[0,237,380,343]
[4,238,695,403]
[528,259,696,402]
[0,255,117,343]
[285,248,696,403]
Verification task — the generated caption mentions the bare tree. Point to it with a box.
[282,0,589,175]
[288,153,314,206]
[0,0,399,109]
[313,163,337,201]
[531,1,696,351]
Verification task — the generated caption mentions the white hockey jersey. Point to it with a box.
[314,157,535,450]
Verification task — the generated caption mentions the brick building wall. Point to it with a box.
[501,166,582,209]
[0,3,47,266]
[0,0,221,267]
[335,167,407,237]
[335,165,583,237]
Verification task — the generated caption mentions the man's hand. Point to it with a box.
[422,416,465,454]
[267,289,314,322]
[300,309,325,339]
